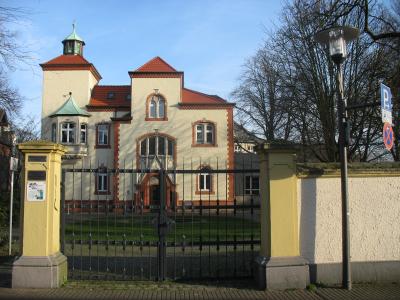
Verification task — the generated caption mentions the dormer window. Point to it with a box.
[107,92,115,99]
[126,94,131,101]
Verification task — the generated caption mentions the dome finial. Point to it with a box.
[62,21,85,55]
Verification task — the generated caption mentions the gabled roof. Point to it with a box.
[234,122,263,143]
[41,54,90,65]
[181,88,232,105]
[88,85,131,108]
[50,95,90,117]
[135,56,178,72]
[40,55,102,81]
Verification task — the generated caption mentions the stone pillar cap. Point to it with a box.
[18,140,66,154]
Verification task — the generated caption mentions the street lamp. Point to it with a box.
[315,26,359,291]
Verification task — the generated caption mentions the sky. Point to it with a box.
[7,0,284,125]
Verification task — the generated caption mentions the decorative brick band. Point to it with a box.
[227,107,234,202]
[113,122,120,201]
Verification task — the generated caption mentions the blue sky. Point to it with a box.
[7,0,284,124]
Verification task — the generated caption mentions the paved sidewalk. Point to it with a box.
[0,281,399,300]
[0,257,399,300]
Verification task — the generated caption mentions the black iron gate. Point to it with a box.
[61,165,260,281]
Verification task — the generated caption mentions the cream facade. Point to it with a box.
[297,171,400,284]
[40,28,234,207]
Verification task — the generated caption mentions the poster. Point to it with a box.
[27,181,46,201]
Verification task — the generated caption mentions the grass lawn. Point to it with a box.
[65,213,260,243]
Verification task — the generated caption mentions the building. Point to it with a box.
[233,122,261,203]
[40,27,235,208]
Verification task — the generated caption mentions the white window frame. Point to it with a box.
[195,123,214,144]
[97,173,108,192]
[148,95,165,119]
[199,168,212,192]
[61,122,75,144]
[245,175,259,195]
[97,124,109,145]
[80,123,87,144]
[140,135,174,157]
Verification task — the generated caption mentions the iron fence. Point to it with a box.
[61,163,260,281]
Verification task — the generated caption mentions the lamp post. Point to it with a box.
[315,26,359,290]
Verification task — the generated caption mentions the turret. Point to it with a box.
[62,23,85,55]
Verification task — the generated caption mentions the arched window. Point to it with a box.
[139,135,174,157]
[192,121,216,146]
[51,123,57,142]
[146,94,167,120]
[197,166,214,194]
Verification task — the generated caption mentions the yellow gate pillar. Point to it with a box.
[255,143,309,290]
[12,141,67,288]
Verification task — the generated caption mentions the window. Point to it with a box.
[107,92,115,99]
[51,123,57,142]
[61,122,75,144]
[245,176,259,195]
[147,94,166,120]
[126,94,131,101]
[97,173,108,193]
[194,122,215,146]
[96,124,110,147]
[80,124,87,144]
[197,166,213,193]
[140,135,174,157]
[65,41,73,54]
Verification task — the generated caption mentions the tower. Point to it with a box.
[40,24,101,144]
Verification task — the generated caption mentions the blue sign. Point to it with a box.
[381,83,392,124]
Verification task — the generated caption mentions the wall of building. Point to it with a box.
[41,70,98,137]
[297,170,400,284]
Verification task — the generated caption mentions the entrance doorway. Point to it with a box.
[149,176,160,207]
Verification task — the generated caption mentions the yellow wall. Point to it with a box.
[259,145,300,258]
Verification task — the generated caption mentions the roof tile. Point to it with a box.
[182,88,227,104]
[89,85,131,107]
[42,54,91,65]
[134,56,177,72]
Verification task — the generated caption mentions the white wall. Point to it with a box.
[298,175,400,265]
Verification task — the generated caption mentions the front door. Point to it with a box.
[150,184,160,207]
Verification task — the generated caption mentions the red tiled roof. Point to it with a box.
[40,55,102,81]
[134,56,178,72]
[182,88,228,104]
[41,54,91,65]
[88,85,131,107]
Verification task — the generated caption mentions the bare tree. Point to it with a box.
[232,0,398,162]
[317,0,400,42]
[232,48,293,142]
[0,5,30,119]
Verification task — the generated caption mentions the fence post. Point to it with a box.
[12,141,67,288]
[254,143,309,290]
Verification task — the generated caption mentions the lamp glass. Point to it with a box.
[328,29,347,59]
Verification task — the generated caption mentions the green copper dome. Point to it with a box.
[50,94,90,117]
[62,23,85,55]
[63,23,85,43]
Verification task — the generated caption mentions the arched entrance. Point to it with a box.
[137,173,176,209]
